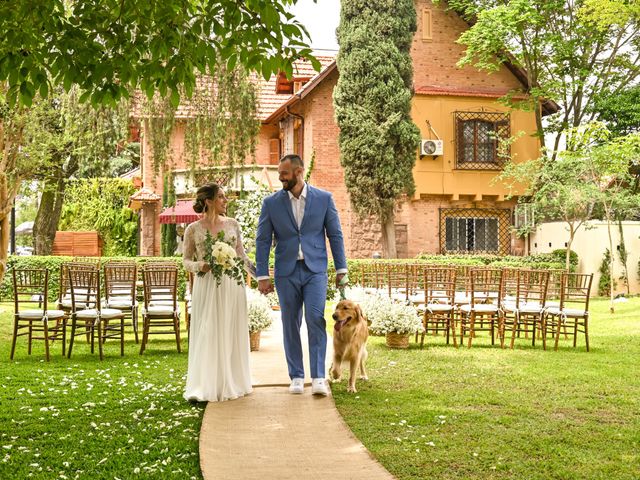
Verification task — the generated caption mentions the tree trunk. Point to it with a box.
[0,175,17,283]
[605,213,615,313]
[33,171,66,255]
[380,214,397,258]
[566,224,575,272]
[617,220,630,295]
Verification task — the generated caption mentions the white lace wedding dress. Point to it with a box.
[182,218,253,402]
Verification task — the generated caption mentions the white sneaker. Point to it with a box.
[289,378,304,394]
[311,378,329,396]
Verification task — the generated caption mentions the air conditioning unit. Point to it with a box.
[420,139,443,156]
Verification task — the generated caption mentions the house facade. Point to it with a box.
[134,0,555,258]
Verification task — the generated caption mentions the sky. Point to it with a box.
[289,0,340,53]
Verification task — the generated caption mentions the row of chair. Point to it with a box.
[10,260,186,361]
[353,263,593,351]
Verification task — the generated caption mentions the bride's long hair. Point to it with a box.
[193,183,222,215]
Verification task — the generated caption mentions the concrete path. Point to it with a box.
[199,311,395,480]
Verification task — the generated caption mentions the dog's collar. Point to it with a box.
[334,319,349,332]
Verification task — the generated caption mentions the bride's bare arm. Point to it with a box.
[183,224,207,273]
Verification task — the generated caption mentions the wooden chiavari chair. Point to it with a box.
[67,266,125,360]
[419,266,457,348]
[545,273,593,351]
[140,266,181,354]
[11,268,66,361]
[503,269,550,349]
[459,268,504,348]
[104,261,139,343]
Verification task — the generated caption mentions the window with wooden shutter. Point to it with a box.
[269,138,280,165]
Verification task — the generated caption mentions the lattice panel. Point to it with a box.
[439,208,512,255]
[454,111,510,170]
[193,170,231,188]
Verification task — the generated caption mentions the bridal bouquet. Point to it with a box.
[199,230,245,286]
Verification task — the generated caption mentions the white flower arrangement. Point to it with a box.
[246,289,273,333]
[361,294,423,336]
[265,290,280,308]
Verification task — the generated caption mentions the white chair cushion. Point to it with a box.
[503,302,543,314]
[76,308,124,319]
[106,299,135,308]
[519,302,544,314]
[426,303,453,313]
[460,304,499,314]
[18,309,65,320]
[454,293,471,304]
[390,292,407,302]
[60,299,73,308]
[545,307,587,318]
[144,305,180,316]
[149,299,175,306]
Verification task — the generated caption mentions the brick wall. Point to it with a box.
[412,0,522,91]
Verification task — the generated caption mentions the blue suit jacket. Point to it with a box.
[255,185,347,278]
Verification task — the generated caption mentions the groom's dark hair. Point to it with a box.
[280,154,304,168]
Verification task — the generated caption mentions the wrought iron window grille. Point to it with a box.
[439,208,512,255]
[454,111,510,170]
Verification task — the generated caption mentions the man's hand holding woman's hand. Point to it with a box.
[258,279,274,295]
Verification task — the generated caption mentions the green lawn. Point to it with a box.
[0,305,203,479]
[330,297,640,480]
[2,299,639,479]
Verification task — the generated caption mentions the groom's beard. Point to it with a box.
[282,177,298,191]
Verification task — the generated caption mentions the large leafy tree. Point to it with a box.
[593,85,640,137]
[444,0,640,158]
[499,148,599,272]
[580,124,640,312]
[333,0,421,258]
[0,0,316,281]
[0,0,317,107]
[31,87,130,255]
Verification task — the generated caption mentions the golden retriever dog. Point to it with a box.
[329,300,369,393]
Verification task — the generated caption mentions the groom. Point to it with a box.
[256,154,347,396]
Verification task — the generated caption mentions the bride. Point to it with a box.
[182,183,254,402]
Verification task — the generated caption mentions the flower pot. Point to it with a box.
[249,330,261,351]
[385,332,410,349]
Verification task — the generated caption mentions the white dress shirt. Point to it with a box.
[289,183,307,260]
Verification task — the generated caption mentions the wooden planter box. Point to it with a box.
[52,231,103,257]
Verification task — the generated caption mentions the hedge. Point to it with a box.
[0,256,188,302]
[1,252,572,303]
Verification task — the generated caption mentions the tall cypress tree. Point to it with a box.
[334,0,421,258]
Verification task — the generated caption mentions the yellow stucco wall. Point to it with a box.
[411,94,540,199]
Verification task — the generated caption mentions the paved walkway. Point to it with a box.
[199,311,395,480]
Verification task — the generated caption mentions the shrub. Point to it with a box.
[551,248,579,270]
[599,249,612,297]
[1,255,188,302]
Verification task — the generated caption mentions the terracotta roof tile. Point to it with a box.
[131,56,336,122]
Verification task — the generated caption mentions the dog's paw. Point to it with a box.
[360,375,369,381]
[347,385,357,393]
[329,376,342,383]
